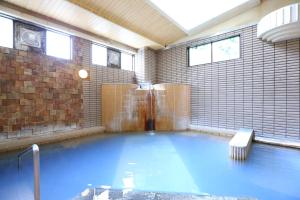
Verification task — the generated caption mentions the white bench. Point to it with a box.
[229,128,254,160]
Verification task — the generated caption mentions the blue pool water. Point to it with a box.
[0,132,300,200]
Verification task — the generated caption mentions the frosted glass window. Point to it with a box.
[189,43,211,66]
[121,52,133,71]
[92,44,107,66]
[212,36,240,62]
[0,16,13,48]
[46,31,71,59]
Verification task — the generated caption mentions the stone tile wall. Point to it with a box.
[0,43,83,139]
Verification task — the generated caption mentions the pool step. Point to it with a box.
[229,128,254,160]
[74,188,257,200]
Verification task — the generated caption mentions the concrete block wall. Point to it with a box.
[156,25,300,140]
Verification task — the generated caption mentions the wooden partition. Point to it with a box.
[102,84,138,132]
[153,84,190,131]
[102,83,190,132]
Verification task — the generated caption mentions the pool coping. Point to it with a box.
[189,125,300,149]
[74,188,257,200]
[1,127,300,153]
[0,126,105,153]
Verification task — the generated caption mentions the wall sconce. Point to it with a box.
[78,69,88,79]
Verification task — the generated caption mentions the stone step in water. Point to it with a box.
[229,128,254,160]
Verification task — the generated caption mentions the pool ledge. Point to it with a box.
[254,136,300,149]
[189,125,236,137]
[0,126,105,153]
[74,188,257,200]
[189,125,300,149]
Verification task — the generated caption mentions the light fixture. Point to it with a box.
[78,69,88,79]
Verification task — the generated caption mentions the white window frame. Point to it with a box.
[188,35,240,66]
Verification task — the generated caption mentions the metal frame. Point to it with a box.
[18,144,40,200]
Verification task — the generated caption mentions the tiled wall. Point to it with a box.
[79,39,135,128]
[134,48,145,83]
[81,45,156,128]
[144,48,157,84]
[135,48,157,84]
[157,25,300,140]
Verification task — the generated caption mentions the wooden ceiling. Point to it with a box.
[2,0,165,49]
[68,0,187,46]
[1,0,265,49]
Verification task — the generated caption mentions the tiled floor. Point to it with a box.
[75,188,256,200]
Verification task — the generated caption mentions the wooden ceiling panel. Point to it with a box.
[2,0,162,49]
[68,0,187,45]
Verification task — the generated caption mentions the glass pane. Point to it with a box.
[212,36,240,62]
[46,31,71,59]
[121,53,133,71]
[189,43,211,66]
[149,0,249,31]
[0,16,13,48]
[92,44,107,66]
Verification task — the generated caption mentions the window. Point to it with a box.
[212,36,240,62]
[46,31,71,59]
[92,44,107,66]
[188,36,240,66]
[0,16,13,48]
[92,43,134,70]
[149,0,253,31]
[189,43,211,66]
[121,52,134,71]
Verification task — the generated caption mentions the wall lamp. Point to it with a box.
[78,69,88,79]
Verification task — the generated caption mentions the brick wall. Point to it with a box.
[0,41,84,139]
[157,25,300,140]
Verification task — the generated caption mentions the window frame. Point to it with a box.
[1,13,136,67]
[121,52,135,71]
[46,30,72,60]
[187,42,212,67]
[92,42,135,71]
[91,43,108,67]
[212,35,240,63]
[187,35,240,67]
[0,15,14,49]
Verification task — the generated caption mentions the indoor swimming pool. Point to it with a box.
[0,132,300,200]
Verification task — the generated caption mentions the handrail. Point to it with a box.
[18,144,40,200]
